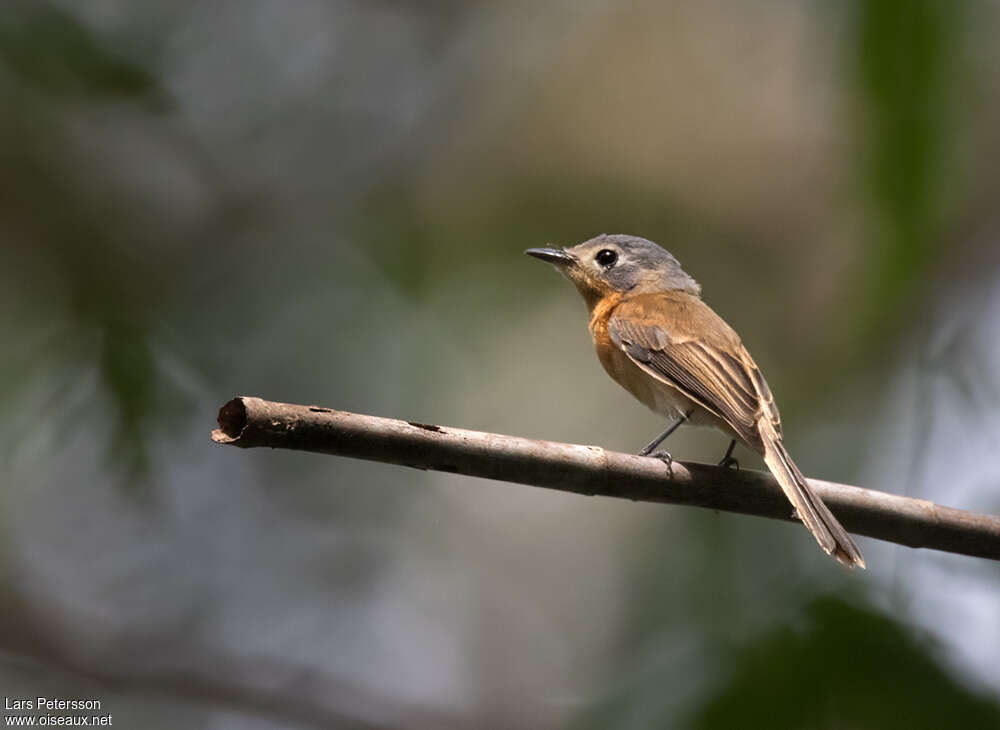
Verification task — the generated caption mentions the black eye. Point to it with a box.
[595,249,618,268]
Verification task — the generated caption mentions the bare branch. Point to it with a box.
[212,396,1000,562]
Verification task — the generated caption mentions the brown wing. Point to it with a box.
[609,294,863,567]
[739,347,782,436]
[607,293,779,446]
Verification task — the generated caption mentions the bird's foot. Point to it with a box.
[645,449,674,477]
[717,439,739,470]
[718,455,740,470]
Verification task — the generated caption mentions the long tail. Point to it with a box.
[759,426,865,568]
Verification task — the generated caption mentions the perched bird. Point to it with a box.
[526,234,864,568]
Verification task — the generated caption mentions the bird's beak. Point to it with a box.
[525,247,576,266]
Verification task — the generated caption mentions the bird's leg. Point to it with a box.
[639,411,692,475]
[638,416,686,457]
[718,439,739,470]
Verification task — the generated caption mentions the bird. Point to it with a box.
[526,234,864,568]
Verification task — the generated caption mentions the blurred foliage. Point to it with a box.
[0,1,173,476]
[0,1,162,104]
[99,318,157,474]
[853,0,957,328]
[773,0,966,411]
[354,180,715,307]
[692,596,1000,729]
[577,593,1000,730]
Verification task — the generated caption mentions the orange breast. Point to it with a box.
[589,295,694,420]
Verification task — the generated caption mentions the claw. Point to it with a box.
[718,455,740,470]
[718,439,739,471]
[647,449,674,477]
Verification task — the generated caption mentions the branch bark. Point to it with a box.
[212,396,1000,562]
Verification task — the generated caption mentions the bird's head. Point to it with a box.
[526,234,700,309]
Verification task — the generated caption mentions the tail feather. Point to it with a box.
[759,427,865,569]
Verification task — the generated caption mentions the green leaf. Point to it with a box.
[0,2,161,103]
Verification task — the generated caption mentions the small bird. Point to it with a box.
[526,234,864,568]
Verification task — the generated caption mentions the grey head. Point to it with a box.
[526,234,700,307]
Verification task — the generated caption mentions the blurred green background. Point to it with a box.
[2,1,1000,728]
